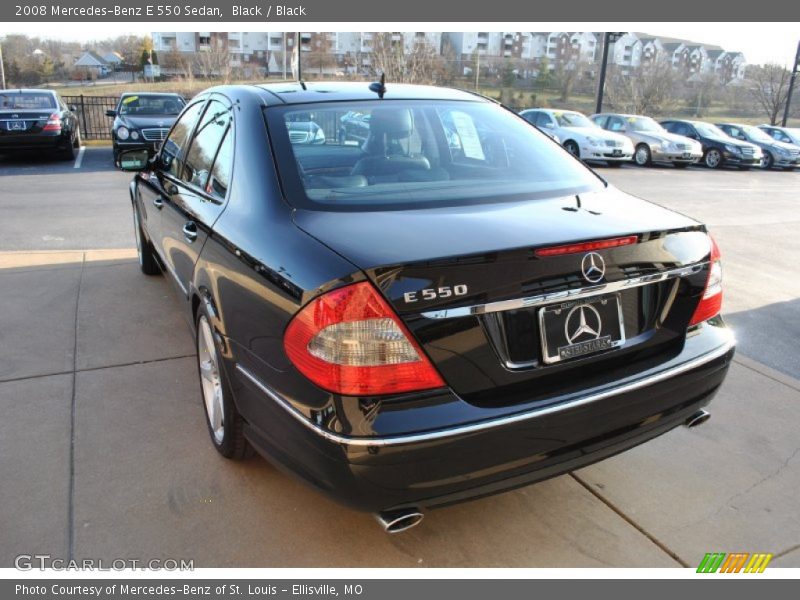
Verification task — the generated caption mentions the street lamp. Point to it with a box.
[595,32,625,114]
[781,40,800,127]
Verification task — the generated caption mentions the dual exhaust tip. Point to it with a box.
[374,409,710,533]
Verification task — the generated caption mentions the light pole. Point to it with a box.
[595,32,625,114]
[0,42,6,89]
[781,39,800,127]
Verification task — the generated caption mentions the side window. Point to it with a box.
[536,113,552,128]
[207,128,233,200]
[181,99,232,191]
[607,117,625,132]
[592,115,608,129]
[521,111,537,125]
[161,100,206,179]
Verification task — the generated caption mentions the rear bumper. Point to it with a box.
[234,321,735,513]
[0,132,68,152]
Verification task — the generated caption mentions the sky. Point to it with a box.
[2,22,798,67]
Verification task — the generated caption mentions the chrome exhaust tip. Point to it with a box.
[375,508,424,534]
[685,409,711,428]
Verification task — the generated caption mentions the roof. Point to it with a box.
[74,51,108,67]
[247,81,488,105]
[118,91,184,98]
[0,88,58,95]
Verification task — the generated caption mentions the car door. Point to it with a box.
[136,99,207,270]
[159,96,234,298]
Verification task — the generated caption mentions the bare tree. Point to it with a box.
[604,57,681,116]
[193,37,232,82]
[306,34,335,76]
[368,33,444,84]
[747,63,794,125]
[688,71,722,118]
[554,57,591,102]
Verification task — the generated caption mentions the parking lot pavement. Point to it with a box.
[1,147,799,567]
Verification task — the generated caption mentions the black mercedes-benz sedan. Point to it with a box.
[107,92,185,162]
[0,89,81,160]
[118,82,734,533]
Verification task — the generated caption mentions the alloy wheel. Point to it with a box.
[197,315,225,444]
[634,146,651,166]
[705,149,722,168]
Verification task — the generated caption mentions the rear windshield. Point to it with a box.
[119,95,184,115]
[0,92,56,110]
[266,100,603,211]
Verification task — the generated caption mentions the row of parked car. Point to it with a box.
[1,87,799,173]
[519,108,800,171]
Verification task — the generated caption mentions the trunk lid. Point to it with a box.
[293,187,713,404]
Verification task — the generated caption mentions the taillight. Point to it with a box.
[43,113,62,131]
[284,281,445,396]
[689,235,723,326]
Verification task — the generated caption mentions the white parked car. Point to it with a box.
[520,108,634,166]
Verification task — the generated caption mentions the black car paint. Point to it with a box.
[660,119,760,168]
[109,92,185,160]
[129,82,734,514]
[0,89,79,156]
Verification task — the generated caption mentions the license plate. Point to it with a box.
[539,294,626,364]
[612,149,622,156]
[682,152,691,158]
[7,120,26,131]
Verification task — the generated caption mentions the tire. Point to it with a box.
[633,144,652,167]
[704,148,722,169]
[564,140,580,158]
[132,204,161,275]
[113,146,120,166]
[762,152,774,170]
[606,161,623,167]
[59,135,76,161]
[195,312,252,460]
[673,162,690,169]
[73,128,81,148]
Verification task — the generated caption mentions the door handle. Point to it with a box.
[153,197,164,209]
[182,222,198,242]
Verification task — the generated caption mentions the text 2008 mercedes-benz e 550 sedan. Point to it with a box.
[118,82,734,533]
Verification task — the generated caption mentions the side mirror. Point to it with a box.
[543,122,555,129]
[105,109,116,117]
[69,105,77,112]
[117,148,150,171]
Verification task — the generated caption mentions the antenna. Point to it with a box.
[369,72,387,99]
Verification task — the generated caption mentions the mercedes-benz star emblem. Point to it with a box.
[581,252,605,283]
[564,304,603,345]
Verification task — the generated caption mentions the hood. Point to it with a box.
[117,114,179,129]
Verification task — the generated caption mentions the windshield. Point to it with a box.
[267,100,603,211]
[694,123,729,139]
[627,116,664,133]
[553,111,596,128]
[118,95,184,116]
[0,92,56,110]
[741,125,776,143]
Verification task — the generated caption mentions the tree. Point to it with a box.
[687,71,721,117]
[193,37,232,82]
[306,33,334,75]
[368,33,444,84]
[604,57,681,116]
[554,57,591,102]
[747,63,795,125]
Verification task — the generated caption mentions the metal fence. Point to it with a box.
[62,95,118,140]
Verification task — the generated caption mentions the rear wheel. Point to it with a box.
[132,204,161,275]
[634,144,652,166]
[564,140,580,158]
[762,152,774,170]
[704,148,722,169]
[59,135,76,161]
[196,312,252,460]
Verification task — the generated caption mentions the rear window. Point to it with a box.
[266,100,603,211]
[0,92,56,110]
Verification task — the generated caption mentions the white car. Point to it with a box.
[520,108,634,166]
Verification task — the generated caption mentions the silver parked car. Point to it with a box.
[591,113,703,168]
[520,109,633,166]
[717,123,800,170]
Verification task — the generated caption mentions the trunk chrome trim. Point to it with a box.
[235,331,734,448]
[420,263,705,320]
